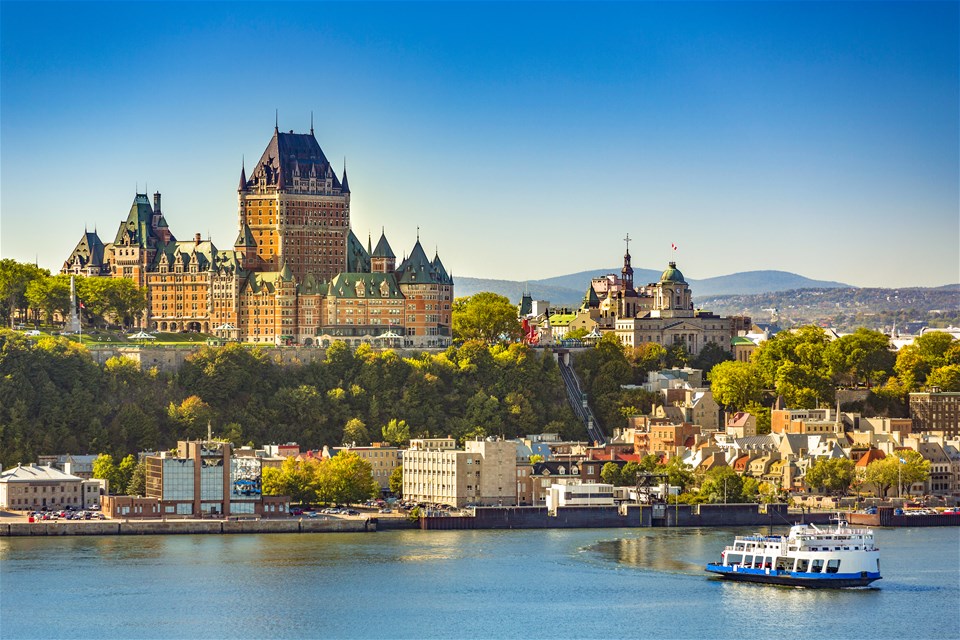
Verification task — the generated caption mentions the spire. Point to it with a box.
[367,232,372,255]
[310,111,314,136]
[238,157,247,192]
[235,223,256,248]
[280,260,294,282]
[341,158,350,193]
[275,109,279,134]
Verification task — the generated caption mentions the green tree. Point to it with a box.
[804,458,855,496]
[452,292,522,344]
[117,454,138,494]
[126,460,146,496]
[690,341,733,376]
[823,328,895,387]
[662,456,695,493]
[528,454,544,464]
[619,461,640,487]
[665,343,690,368]
[753,326,833,407]
[698,466,743,504]
[92,454,123,495]
[381,418,411,447]
[708,361,763,411]
[262,457,319,505]
[600,462,621,486]
[741,476,761,502]
[629,342,667,372]
[25,275,72,326]
[343,418,370,446]
[389,465,403,496]
[926,364,960,391]
[167,396,214,440]
[0,260,48,327]
[317,452,380,505]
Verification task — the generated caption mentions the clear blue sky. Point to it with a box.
[2,1,957,288]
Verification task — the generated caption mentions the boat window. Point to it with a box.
[811,559,824,573]
[796,559,809,572]
[826,559,841,574]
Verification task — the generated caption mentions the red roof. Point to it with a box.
[855,449,886,468]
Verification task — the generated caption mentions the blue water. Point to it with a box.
[1,526,957,639]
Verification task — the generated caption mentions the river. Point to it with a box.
[1,526,957,639]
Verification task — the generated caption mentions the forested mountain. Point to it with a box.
[456,268,849,306]
[0,331,580,469]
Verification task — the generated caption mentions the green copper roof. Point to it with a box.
[346,230,371,273]
[660,261,687,284]
[372,232,395,259]
[234,223,256,248]
[113,194,158,248]
[328,272,403,299]
[582,285,600,309]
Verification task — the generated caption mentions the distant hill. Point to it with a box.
[696,285,960,332]
[455,267,850,306]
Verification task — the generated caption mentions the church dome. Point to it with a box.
[660,261,686,284]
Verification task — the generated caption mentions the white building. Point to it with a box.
[403,437,518,507]
[0,464,88,511]
[545,482,614,510]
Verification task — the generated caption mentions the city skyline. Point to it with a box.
[1,2,957,288]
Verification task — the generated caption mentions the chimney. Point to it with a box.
[153,192,161,213]
[195,233,202,243]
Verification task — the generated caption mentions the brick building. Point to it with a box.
[63,124,453,347]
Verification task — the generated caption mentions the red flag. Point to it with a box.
[78,300,85,309]
[670,243,677,251]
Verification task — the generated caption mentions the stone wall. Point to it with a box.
[1,517,373,536]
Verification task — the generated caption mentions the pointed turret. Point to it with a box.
[371,230,396,274]
[583,285,600,309]
[396,239,434,284]
[234,223,256,248]
[341,161,350,193]
[432,251,451,284]
[238,161,247,192]
[279,260,294,283]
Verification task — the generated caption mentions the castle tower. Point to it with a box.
[370,230,396,273]
[237,123,351,283]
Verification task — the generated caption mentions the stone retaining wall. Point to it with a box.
[0,517,373,537]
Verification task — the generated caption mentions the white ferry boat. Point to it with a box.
[705,517,881,588]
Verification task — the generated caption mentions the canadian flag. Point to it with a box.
[78,300,85,310]
[670,243,678,251]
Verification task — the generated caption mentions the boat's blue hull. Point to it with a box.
[705,563,881,588]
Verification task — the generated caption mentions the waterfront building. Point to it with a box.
[143,440,288,518]
[61,124,454,347]
[0,464,90,510]
[402,438,517,508]
[527,460,585,506]
[545,482,615,510]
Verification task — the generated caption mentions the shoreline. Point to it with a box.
[3,506,956,537]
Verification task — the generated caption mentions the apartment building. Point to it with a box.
[402,438,517,508]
